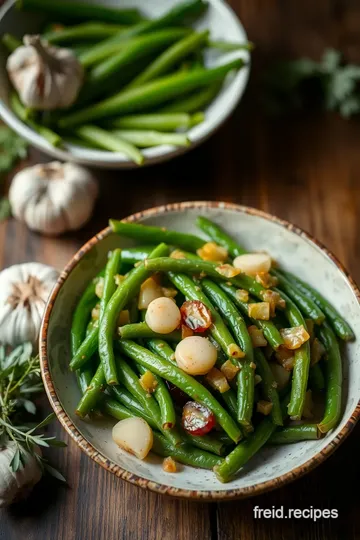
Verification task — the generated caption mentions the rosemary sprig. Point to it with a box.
[0,343,66,480]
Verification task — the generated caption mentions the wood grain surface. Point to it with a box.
[1,0,360,538]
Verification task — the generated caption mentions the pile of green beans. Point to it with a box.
[69,216,353,483]
[4,0,251,163]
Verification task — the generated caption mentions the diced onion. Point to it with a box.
[205,367,230,393]
[197,242,228,262]
[115,274,126,286]
[233,253,271,276]
[248,302,270,320]
[95,277,104,299]
[170,249,186,259]
[256,400,273,415]
[92,303,100,320]
[255,272,278,288]
[220,359,240,381]
[280,325,310,350]
[112,417,153,460]
[117,309,130,326]
[248,325,267,347]
[269,362,291,389]
[175,336,217,375]
[235,289,249,302]
[163,456,177,473]
[260,290,284,316]
[138,277,163,310]
[227,343,245,358]
[310,337,326,365]
[215,264,241,278]
[139,371,158,394]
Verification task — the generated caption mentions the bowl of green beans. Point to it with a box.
[0,0,251,168]
[40,201,360,499]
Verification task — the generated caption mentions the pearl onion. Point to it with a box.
[175,336,217,375]
[145,296,181,334]
[233,253,271,275]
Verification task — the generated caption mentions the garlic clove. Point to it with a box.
[112,417,153,460]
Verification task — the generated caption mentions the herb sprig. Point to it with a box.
[0,342,66,480]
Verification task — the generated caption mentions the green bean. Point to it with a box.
[76,362,105,418]
[127,30,209,89]
[135,363,176,430]
[145,257,265,299]
[70,323,99,372]
[272,270,325,324]
[10,93,62,147]
[160,82,222,113]
[201,279,255,430]
[99,243,168,385]
[2,33,21,52]
[102,397,134,422]
[112,129,190,148]
[120,246,155,264]
[309,363,325,391]
[218,282,284,350]
[58,59,244,128]
[118,340,242,443]
[116,355,181,446]
[214,396,289,482]
[276,289,311,419]
[43,23,128,44]
[208,40,254,52]
[253,349,283,426]
[75,126,144,165]
[268,424,321,444]
[196,216,247,257]
[79,40,129,67]
[17,0,144,24]
[317,323,342,434]
[280,270,354,341]
[110,220,204,251]
[119,322,181,341]
[152,432,223,470]
[88,29,190,88]
[100,249,122,319]
[111,385,225,455]
[146,339,177,365]
[111,112,196,131]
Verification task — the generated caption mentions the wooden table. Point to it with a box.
[1,0,360,538]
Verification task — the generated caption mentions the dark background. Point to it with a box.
[1,0,360,538]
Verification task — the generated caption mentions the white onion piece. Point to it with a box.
[138,277,163,310]
[269,362,290,390]
[233,253,271,275]
[175,336,217,375]
[112,417,153,460]
[145,297,181,334]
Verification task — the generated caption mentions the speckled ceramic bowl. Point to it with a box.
[40,202,360,500]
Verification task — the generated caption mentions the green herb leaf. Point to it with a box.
[44,464,67,483]
[0,197,11,222]
[10,447,21,472]
[34,413,56,431]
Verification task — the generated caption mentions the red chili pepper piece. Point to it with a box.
[182,401,215,436]
[180,300,212,333]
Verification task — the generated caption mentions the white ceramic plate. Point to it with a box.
[40,202,360,500]
[0,0,250,168]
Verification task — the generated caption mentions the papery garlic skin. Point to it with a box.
[7,35,83,110]
[9,161,98,236]
[0,262,59,347]
[0,442,42,508]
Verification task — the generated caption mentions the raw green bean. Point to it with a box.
[201,279,255,430]
[218,282,284,350]
[127,30,209,89]
[17,0,144,24]
[160,82,222,113]
[118,340,242,443]
[119,322,181,341]
[99,243,168,385]
[75,126,144,165]
[268,424,320,444]
[43,23,128,44]
[79,39,129,67]
[208,40,254,52]
[136,363,176,430]
[145,257,266,299]
[272,270,325,324]
[317,323,342,434]
[253,349,283,426]
[196,215,247,257]
[76,362,105,418]
[10,93,62,147]
[276,289,311,419]
[214,396,289,482]
[152,432,223,469]
[309,363,325,391]
[116,355,181,446]
[58,59,244,128]
[280,270,354,341]
[2,33,21,52]
[110,220,204,251]
[111,113,195,131]
[111,129,190,148]
[87,29,190,91]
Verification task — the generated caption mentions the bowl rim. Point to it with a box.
[0,0,250,169]
[40,201,360,500]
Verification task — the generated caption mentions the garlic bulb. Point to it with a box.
[0,262,58,346]
[0,442,42,508]
[6,34,83,110]
[9,162,98,236]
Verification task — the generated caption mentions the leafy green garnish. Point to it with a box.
[0,343,66,480]
[265,48,360,117]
